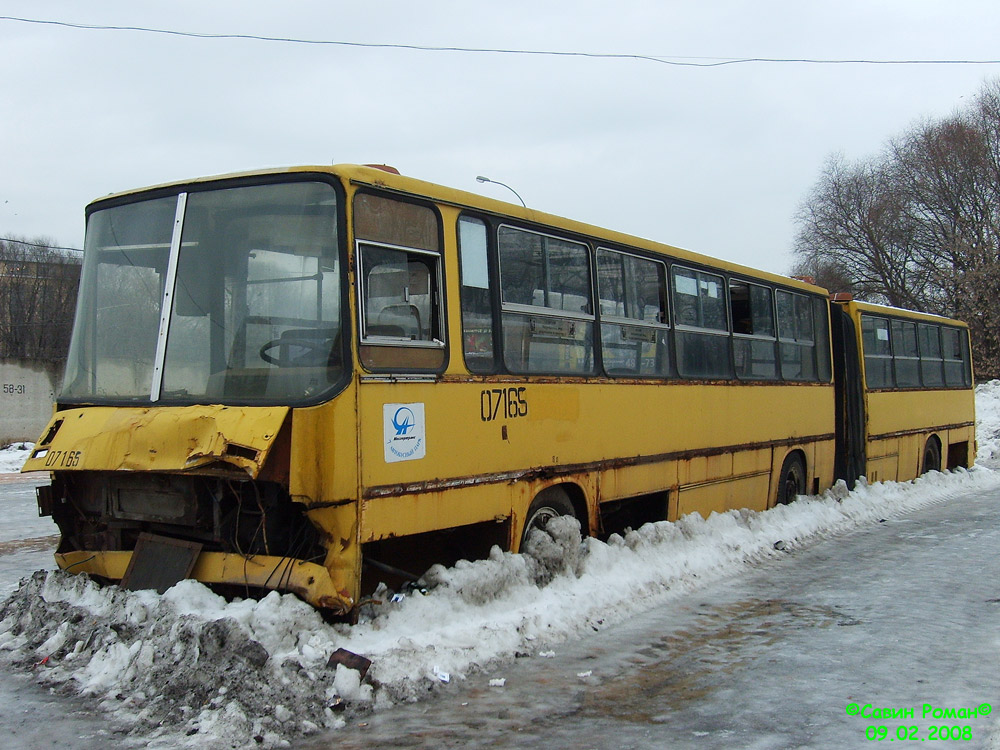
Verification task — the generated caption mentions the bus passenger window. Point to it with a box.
[458,217,495,373]
[358,243,445,370]
[861,315,893,388]
[891,320,920,388]
[776,290,817,381]
[918,324,944,387]
[672,267,732,380]
[499,225,594,374]
[597,248,670,377]
[354,192,445,372]
[813,297,832,382]
[942,327,971,387]
[730,281,777,380]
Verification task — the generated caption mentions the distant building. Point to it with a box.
[0,239,82,444]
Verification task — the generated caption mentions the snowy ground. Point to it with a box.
[2,385,1000,749]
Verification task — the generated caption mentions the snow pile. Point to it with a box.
[2,465,1000,748]
[976,379,1000,465]
[0,442,33,473]
[0,575,356,747]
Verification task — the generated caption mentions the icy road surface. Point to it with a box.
[300,478,1000,750]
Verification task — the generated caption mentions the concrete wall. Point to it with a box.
[0,358,61,444]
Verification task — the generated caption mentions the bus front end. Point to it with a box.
[22,172,360,614]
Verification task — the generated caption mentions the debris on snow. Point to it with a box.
[326,648,372,679]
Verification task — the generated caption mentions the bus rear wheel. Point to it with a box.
[519,486,576,551]
[922,437,942,474]
[776,453,806,506]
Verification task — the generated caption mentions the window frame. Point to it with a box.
[775,288,820,382]
[356,239,447,349]
[496,223,597,376]
[861,312,971,391]
[729,278,779,381]
[497,223,595,323]
[596,246,671,378]
[63,173,352,408]
[670,264,733,380]
[457,214,498,374]
[890,318,920,388]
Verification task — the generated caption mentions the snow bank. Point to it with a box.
[976,380,1000,465]
[0,442,32,474]
[1,386,998,748]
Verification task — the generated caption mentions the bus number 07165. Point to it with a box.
[480,387,528,422]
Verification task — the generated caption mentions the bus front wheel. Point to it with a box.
[776,453,806,506]
[922,437,942,474]
[519,486,576,551]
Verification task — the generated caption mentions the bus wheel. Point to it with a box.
[520,486,576,550]
[922,437,942,474]
[776,453,806,505]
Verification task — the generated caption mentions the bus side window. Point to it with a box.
[730,281,778,380]
[458,217,495,373]
[597,248,670,377]
[776,290,817,381]
[891,320,920,387]
[672,266,731,380]
[861,315,893,388]
[918,323,944,387]
[498,225,595,375]
[814,296,832,382]
[942,327,971,386]
[354,192,446,372]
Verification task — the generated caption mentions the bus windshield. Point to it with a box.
[62,180,345,405]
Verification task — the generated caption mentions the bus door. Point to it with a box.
[830,303,866,488]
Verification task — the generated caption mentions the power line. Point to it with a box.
[0,237,82,254]
[3,15,1000,68]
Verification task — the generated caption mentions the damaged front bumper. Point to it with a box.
[55,548,354,614]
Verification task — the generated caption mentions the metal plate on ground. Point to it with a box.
[121,533,202,594]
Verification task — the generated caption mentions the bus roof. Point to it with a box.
[89,163,827,296]
[842,298,969,328]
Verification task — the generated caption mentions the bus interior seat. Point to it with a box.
[376,304,421,339]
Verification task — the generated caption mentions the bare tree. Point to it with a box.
[793,153,930,309]
[792,79,1000,378]
[0,236,81,361]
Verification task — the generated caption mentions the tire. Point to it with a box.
[776,453,806,506]
[519,486,576,550]
[922,437,942,474]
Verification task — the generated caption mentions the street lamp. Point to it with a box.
[475,175,526,207]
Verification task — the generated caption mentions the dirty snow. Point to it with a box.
[1,386,999,749]
[0,441,33,474]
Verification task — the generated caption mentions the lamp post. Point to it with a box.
[475,175,526,207]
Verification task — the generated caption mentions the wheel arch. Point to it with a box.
[773,448,809,507]
[922,433,943,474]
[515,481,590,551]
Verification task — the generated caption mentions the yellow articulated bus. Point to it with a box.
[828,297,975,486]
[21,165,973,616]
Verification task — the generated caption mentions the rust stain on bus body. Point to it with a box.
[362,433,835,500]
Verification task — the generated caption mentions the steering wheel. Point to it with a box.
[259,337,328,367]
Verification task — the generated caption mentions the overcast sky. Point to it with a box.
[3,1,1000,274]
